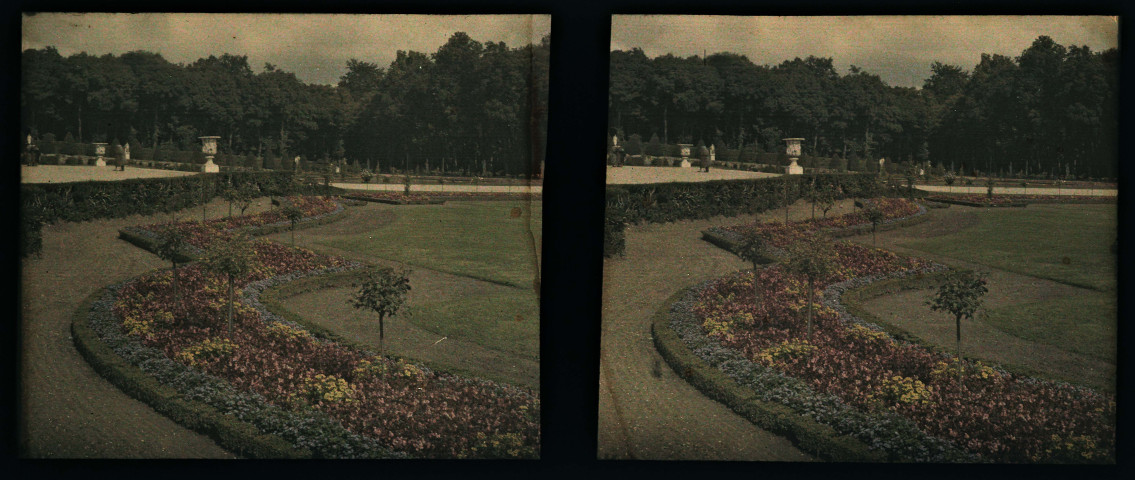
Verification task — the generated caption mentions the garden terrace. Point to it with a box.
[658,204,1115,463]
[78,198,540,458]
[927,193,1116,207]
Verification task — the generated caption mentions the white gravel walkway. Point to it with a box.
[606,166,779,185]
[21,165,196,184]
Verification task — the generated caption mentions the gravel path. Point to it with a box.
[18,197,279,458]
[596,199,862,461]
[606,166,779,185]
[20,165,196,184]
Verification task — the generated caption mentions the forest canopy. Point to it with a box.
[21,32,550,177]
[609,35,1117,178]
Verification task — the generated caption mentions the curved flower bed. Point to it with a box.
[121,196,344,254]
[675,204,1115,463]
[928,194,1115,207]
[90,198,540,458]
[345,191,541,204]
[703,198,927,259]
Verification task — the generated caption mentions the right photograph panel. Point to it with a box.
[599,15,1118,462]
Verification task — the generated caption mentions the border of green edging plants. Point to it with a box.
[70,287,312,459]
[650,289,884,462]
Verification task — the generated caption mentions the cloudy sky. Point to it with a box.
[22,13,551,85]
[611,16,1118,88]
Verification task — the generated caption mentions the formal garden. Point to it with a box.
[602,172,1115,463]
[22,171,540,458]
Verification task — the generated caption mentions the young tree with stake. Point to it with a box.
[738,228,774,305]
[351,265,412,359]
[927,270,988,380]
[782,233,837,340]
[200,234,259,340]
[863,202,885,247]
[281,205,304,246]
[155,226,189,301]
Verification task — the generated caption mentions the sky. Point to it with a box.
[611,16,1119,88]
[22,13,552,86]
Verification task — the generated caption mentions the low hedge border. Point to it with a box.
[651,289,884,462]
[342,195,446,205]
[657,266,980,462]
[925,198,1028,208]
[71,286,307,459]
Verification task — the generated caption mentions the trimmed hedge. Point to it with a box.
[20,171,344,257]
[651,289,885,462]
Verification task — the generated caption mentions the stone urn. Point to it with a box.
[783,138,804,175]
[200,136,220,173]
[94,142,108,167]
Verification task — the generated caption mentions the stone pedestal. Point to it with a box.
[680,159,692,168]
[95,158,107,167]
[94,142,108,167]
[785,158,803,175]
[202,157,220,173]
[783,138,804,175]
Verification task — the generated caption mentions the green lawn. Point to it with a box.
[980,292,1116,363]
[900,204,1117,291]
[410,290,539,361]
[322,201,542,288]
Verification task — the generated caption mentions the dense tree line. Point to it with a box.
[609,36,1117,178]
[21,32,550,177]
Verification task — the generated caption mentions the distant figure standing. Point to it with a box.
[697,145,711,172]
[615,145,626,167]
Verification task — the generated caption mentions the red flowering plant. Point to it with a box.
[928,194,1111,205]
[717,198,924,250]
[687,236,1114,462]
[128,196,340,250]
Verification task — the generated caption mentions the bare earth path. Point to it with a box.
[18,197,278,458]
[596,199,861,461]
[842,206,1115,392]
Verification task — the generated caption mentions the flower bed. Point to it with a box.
[928,194,1114,206]
[702,198,927,260]
[91,198,540,458]
[926,195,1026,207]
[674,217,1115,462]
[344,192,445,205]
[121,196,343,254]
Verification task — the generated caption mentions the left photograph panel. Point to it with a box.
[20,12,547,459]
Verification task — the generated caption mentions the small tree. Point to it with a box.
[360,169,374,184]
[402,175,413,194]
[863,202,885,247]
[807,177,819,221]
[281,205,304,246]
[738,229,774,305]
[200,234,259,339]
[351,265,412,358]
[781,233,837,340]
[927,270,988,380]
[985,177,996,200]
[944,172,956,193]
[235,184,256,216]
[816,184,837,219]
[155,227,189,301]
[222,187,239,217]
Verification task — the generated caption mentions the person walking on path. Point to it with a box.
[697,145,711,172]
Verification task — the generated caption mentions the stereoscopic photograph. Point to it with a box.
[20,12,548,459]
[600,15,1117,463]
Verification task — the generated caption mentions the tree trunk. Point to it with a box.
[172,261,180,301]
[379,313,385,359]
[956,314,963,381]
[227,274,234,340]
[663,105,669,145]
[806,277,814,340]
